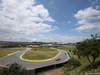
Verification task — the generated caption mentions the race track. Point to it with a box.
[0,48,69,69]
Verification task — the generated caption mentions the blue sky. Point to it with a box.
[0,0,100,43]
[36,0,100,35]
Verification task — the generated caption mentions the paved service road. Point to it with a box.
[0,48,69,69]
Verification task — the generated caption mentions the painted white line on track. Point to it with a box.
[7,51,19,56]
[0,64,6,67]
[0,51,19,60]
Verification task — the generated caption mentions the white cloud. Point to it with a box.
[38,35,88,43]
[60,36,87,43]
[95,5,100,9]
[88,0,99,5]
[38,34,44,37]
[74,7,100,20]
[74,7,100,31]
[0,0,56,41]
[91,0,98,5]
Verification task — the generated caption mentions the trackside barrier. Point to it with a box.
[28,62,68,75]
[67,51,73,59]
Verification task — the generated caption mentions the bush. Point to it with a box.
[0,62,28,75]
[72,59,81,68]
[1,45,19,48]
[72,49,77,55]
[64,59,81,71]
[72,48,81,59]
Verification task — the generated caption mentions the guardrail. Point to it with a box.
[67,51,73,59]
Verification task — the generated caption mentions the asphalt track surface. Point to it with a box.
[0,48,69,69]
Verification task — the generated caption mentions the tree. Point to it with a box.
[0,62,28,75]
[76,34,100,66]
[72,48,81,59]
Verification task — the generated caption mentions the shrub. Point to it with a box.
[64,59,81,71]
[0,62,28,75]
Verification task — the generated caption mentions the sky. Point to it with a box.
[0,0,100,43]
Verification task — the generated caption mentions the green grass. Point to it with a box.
[0,45,3,47]
[0,45,2,47]
[22,51,59,60]
[0,48,26,58]
[0,66,4,70]
[31,48,57,51]
[57,47,75,51]
[63,55,100,75]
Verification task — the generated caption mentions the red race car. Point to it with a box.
[55,58,61,61]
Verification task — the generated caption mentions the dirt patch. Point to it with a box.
[73,55,79,60]
[71,52,79,60]
[37,67,64,75]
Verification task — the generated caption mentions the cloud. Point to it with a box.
[62,21,72,25]
[0,0,56,41]
[60,35,87,43]
[74,7,100,31]
[0,35,37,42]
[38,34,44,37]
[88,0,99,5]
[95,5,100,9]
[37,35,88,43]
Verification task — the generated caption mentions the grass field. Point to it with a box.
[57,47,75,51]
[22,51,59,60]
[31,48,57,51]
[0,66,4,70]
[0,45,3,48]
[0,48,26,58]
[63,55,100,75]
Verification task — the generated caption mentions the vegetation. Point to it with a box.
[57,47,75,51]
[0,48,25,58]
[0,44,29,48]
[22,51,59,60]
[31,48,57,51]
[63,59,81,71]
[0,66,3,70]
[63,34,100,75]
[72,48,81,59]
[0,62,28,75]
[0,45,3,48]
[75,34,100,66]
[52,45,59,48]
[63,56,100,75]
[1,45,20,48]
